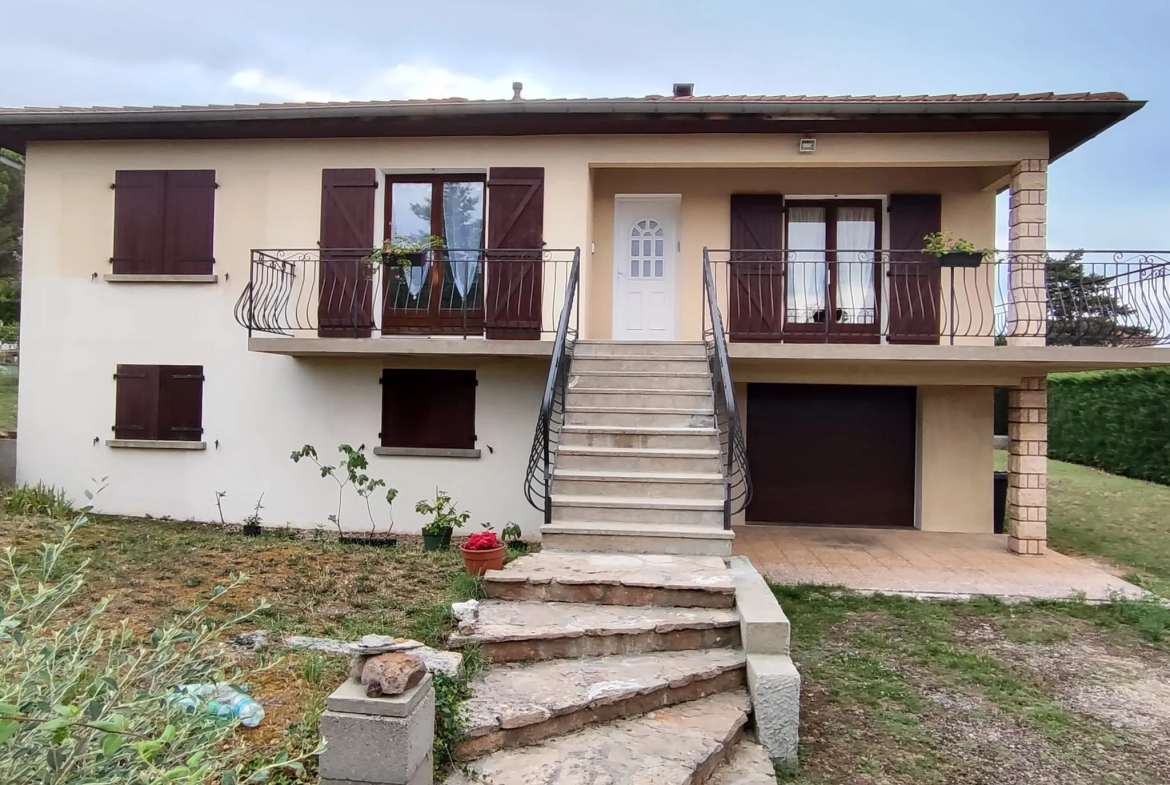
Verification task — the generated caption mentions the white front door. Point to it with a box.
[613,196,679,340]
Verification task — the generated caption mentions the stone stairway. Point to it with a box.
[444,551,797,785]
[542,340,734,557]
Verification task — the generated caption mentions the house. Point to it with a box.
[2,86,1167,556]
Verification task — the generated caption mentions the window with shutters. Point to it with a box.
[382,175,487,335]
[111,170,216,276]
[112,365,205,443]
[379,369,477,452]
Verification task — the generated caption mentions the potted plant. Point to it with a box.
[366,234,444,271]
[290,444,399,548]
[923,232,992,268]
[416,489,470,551]
[461,528,506,575]
[501,522,527,553]
[242,495,264,538]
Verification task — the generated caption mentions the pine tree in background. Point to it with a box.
[1046,250,1152,346]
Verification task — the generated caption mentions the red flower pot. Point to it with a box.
[460,544,506,576]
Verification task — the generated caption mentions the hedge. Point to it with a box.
[1047,367,1170,485]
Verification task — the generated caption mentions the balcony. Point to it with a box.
[703,249,1170,347]
[234,248,580,356]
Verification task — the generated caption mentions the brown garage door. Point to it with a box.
[746,384,917,527]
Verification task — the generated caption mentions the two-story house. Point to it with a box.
[2,86,1166,557]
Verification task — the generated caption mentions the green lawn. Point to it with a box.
[996,450,1170,594]
[0,365,15,431]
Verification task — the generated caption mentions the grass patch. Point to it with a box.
[0,364,16,431]
[772,584,1166,782]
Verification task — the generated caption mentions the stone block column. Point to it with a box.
[1007,159,1048,345]
[1007,377,1047,555]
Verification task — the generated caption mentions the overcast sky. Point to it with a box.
[3,0,1168,251]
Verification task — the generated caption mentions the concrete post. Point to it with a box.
[1007,159,1048,346]
[1007,377,1047,555]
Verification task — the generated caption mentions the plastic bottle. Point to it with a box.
[216,684,265,728]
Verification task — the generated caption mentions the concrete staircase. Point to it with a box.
[542,341,734,557]
[445,551,797,785]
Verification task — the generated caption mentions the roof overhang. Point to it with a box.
[0,96,1145,161]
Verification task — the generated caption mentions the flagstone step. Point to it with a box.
[709,737,780,785]
[449,600,741,663]
[572,340,708,358]
[444,690,751,785]
[483,551,737,608]
[457,649,747,758]
[556,444,724,474]
[540,521,735,557]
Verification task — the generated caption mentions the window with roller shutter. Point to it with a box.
[111,170,215,275]
[112,365,204,442]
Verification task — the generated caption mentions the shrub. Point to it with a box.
[1048,368,1170,484]
[3,481,73,518]
[0,495,318,784]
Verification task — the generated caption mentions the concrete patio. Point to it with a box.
[733,525,1145,602]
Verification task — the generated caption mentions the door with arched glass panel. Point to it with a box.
[613,197,678,340]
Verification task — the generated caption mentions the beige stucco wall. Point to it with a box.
[732,381,993,533]
[590,167,1000,341]
[918,386,995,533]
[19,131,1030,531]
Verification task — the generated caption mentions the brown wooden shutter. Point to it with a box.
[729,195,785,341]
[113,364,160,440]
[887,195,942,344]
[381,369,476,450]
[319,169,377,338]
[112,171,166,274]
[163,171,216,275]
[485,167,544,340]
[159,365,205,441]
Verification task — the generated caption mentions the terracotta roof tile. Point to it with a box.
[0,91,1133,115]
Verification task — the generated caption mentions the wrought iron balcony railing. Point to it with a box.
[234,248,580,339]
[703,249,1170,347]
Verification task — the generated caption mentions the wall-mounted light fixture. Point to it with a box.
[798,135,817,153]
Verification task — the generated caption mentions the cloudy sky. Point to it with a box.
[4,0,1168,250]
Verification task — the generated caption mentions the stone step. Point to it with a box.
[449,600,741,663]
[561,424,720,451]
[483,551,736,607]
[569,370,712,391]
[574,340,708,358]
[553,494,725,526]
[564,405,716,429]
[573,357,711,374]
[541,521,735,557]
[552,470,726,501]
[457,650,747,759]
[709,737,781,785]
[557,444,724,474]
[567,387,714,410]
[444,691,751,785]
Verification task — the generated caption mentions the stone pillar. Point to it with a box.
[1007,159,1048,346]
[1007,377,1047,555]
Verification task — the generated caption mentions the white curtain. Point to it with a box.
[787,207,827,323]
[391,182,433,300]
[443,182,485,298]
[836,207,877,324]
[404,260,431,298]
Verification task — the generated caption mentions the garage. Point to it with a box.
[745,384,917,527]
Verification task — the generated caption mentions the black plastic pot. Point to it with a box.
[939,251,983,268]
[506,540,529,554]
[242,524,262,538]
[422,527,453,551]
[339,534,398,548]
[993,471,1009,534]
